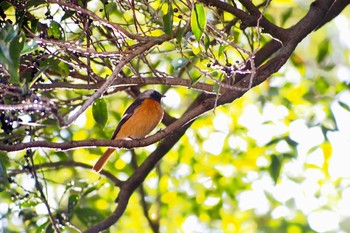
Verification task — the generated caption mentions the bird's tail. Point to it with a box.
[92,148,116,172]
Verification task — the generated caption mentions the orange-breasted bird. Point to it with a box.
[92,89,164,172]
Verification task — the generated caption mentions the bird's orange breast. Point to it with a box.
[115,99,163,139]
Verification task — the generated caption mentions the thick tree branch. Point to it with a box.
[287,0,339,44]
[200,0,287,41]
[130,151,160,233]
[233,0,347,84]
[315,0,350,29]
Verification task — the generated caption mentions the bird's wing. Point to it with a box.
[110,98,144,139]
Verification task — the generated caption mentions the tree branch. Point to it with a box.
[130,151,160,233]
[26,150,61,232]
[287,0,338,44]
[315,0,350,30]
[0,91,214,152]
[8,161,123,187]
[32,77,223,94]
[233,0,343,84]
[200,0,287,40]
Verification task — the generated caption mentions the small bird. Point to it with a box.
[92,89,164,172]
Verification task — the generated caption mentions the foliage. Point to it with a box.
[0,0,350,232]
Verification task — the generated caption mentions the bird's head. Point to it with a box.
[138,89,164,102]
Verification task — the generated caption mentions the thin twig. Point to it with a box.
[27,150,61,232]
[8,161,123,187]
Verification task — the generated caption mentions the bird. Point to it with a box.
[92,89,164,172]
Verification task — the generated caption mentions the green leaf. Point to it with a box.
[35,220,49,233]
[339,101,350,112]
[327,109,339,131]
[75,207,105,226]
[204,34,210,51]
[317,39,330,64]
[68,194,80,213]
[0,24,24,84]
[218,45,225,57]
[57,61,70,77]
[82,186,98,197]
[9,33,25,64]
[56,151,69,161]
[48,21,64,39]
[190,74,202,85]
[176,26,186,45]
[281,8,292,26]
[162,4,173,37]
[28,64,49,88]
[21,38,38,55]
[61,10,75,21]
[0,158,9,192]
[191,3,206,41]
[314,77,329,94]
[20,200,40,208]
[0,24,17,42]
[307,145,319,155]
[45,223,54,233]
[171,57,188,70]
[19,209,37,221]
[212,82,221,96]
[92,98,108,127]
[26,0,45,8]
[0,2,11,12]
[269,155,282,184]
